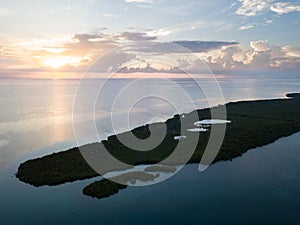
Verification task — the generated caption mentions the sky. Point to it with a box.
[0,0,299,78]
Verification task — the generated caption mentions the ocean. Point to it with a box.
[0,77,299,225]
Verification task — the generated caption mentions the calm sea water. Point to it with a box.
[0,78,299,225]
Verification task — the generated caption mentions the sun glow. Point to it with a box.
[43,56,82,68]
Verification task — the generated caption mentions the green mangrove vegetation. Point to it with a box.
[83,179,127,199]
[16,94,300,199]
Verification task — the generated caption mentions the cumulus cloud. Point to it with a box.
[89,50,136,73]
[250,40,271,51]
[202,45,247,71]
[123,40,300,74]
[282,46,300,57]
[1,29,299,77]
[203,40,300,72]
[120,40,300,74]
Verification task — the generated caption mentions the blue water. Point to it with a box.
[0,132,299,225]
[0,78,300,224]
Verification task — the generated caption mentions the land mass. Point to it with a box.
[16,94,300,199]
[286,93,300,98]
[83,171,159,199]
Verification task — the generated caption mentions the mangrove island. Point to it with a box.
[16,94,300,199]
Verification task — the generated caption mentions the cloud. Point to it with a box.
[72,33,106,43]
[236,0,300,16]
[125,0,154,3]
[103,13,118,18]
[172,41,239,53]
[128,41,238,54]
[250,48,271,67]
[282,46,300,57]
[250,40,271,51]
[1,29,299,77]
[204,40,300,72]
[270,2,300,15]
[236,0,272,16]
[32,31,157,72]
[117,32,157,41]
[147,28,173,37]
[124,40,300,74]
[239,24,254,30]
[147,20,221,37]
[202,45,248,71]
[88,50,136,73]
[262,19,273,25]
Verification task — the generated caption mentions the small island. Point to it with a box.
[83,172,159,199]
[16,94,300,199]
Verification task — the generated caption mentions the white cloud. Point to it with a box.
[148,28,172,37]
[103,13,118,18]
[125,0,154,3]
[172,40,299,74]
[282,46,300,57]
[210,40,300,70]
[236,0,300,16]
[263,19,273,25]
[239,24,254,30]
[222,2,238,13]
[236,0,273,16]
[250,40,271,51]
[147,20,220,37]
[120,39,300,74]
[270,2,300,15]
[1,29,300,76]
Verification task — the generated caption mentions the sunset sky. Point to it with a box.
[0,0,299,78]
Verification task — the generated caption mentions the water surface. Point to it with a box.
[0,78,299,224]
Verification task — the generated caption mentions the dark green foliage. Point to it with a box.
[213,98,300,163]
[16,148,98,186]
[83,179,127,199]
[82,172,159,199]
[286,93,300,98]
